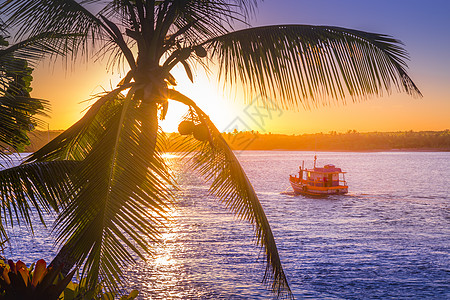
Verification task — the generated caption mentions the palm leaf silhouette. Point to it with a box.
[168,89,291,297]
[51,90,175,290]
[0,161,76,238]
[204,25,421,109]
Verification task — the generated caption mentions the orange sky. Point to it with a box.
[30,1,450,134]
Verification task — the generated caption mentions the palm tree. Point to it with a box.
[0,20,53,156]
[0,21,79,242]
[0,0,421,298]
[0,17,79,158]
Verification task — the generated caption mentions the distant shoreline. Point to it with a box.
[24,130,450,153]
[258,148,450,152]
[216,130,450,152]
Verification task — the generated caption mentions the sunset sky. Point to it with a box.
[30,0,450,134]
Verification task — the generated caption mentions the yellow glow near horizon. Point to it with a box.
[32,60,240,133]
[23,0,450,135]
[30,58,449,135]
[32,61,125,130]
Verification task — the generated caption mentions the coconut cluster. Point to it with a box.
[178,121,209,141]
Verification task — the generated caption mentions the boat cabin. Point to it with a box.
[299,164,345,187]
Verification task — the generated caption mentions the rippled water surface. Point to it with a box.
[2,151,450,299]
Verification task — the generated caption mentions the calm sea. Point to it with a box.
[2,151,449,299]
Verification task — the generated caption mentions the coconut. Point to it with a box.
[178,48,191,60]
[194,46,207,58]
[178,121,195,135]
[193,124,209,141]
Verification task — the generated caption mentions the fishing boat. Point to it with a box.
[289,156,348,196]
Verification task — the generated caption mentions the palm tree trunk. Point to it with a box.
[49,243,78,275]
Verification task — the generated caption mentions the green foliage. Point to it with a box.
[0,29,47,153]
[0,259,139,300]
[61,274,139,300]
[0,259,75,300]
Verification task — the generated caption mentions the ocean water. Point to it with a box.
[2,151,449,299]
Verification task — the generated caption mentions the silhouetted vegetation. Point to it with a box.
[25,130,450,152]
[221,130,450,151]
[173,130,450,152]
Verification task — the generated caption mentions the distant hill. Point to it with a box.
[25,130,450,153]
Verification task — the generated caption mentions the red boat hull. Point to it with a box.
[289,176,348,196]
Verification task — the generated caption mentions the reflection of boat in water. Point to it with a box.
[289,156,348,196]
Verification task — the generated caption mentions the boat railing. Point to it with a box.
[302,178,347,187]
[291,175,347,187]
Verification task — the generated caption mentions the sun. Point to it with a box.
[160,66,239,133]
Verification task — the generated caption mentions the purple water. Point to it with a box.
[2,151,449,299]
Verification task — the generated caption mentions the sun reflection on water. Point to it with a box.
[124,154,271,299]
[124,205,208,299]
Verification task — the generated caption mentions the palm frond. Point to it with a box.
[0,28,58,157]
[0,32,78,64]
[168,89,292,298]
[160,0,258,52]
[0,161,77,238]
[26,85,132,162]
[0,0,106,59]
[53,89,175,291]
[95,0,259,61]
[0,28,77,159]
[203,25,421,109]
[0,96,49,154]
